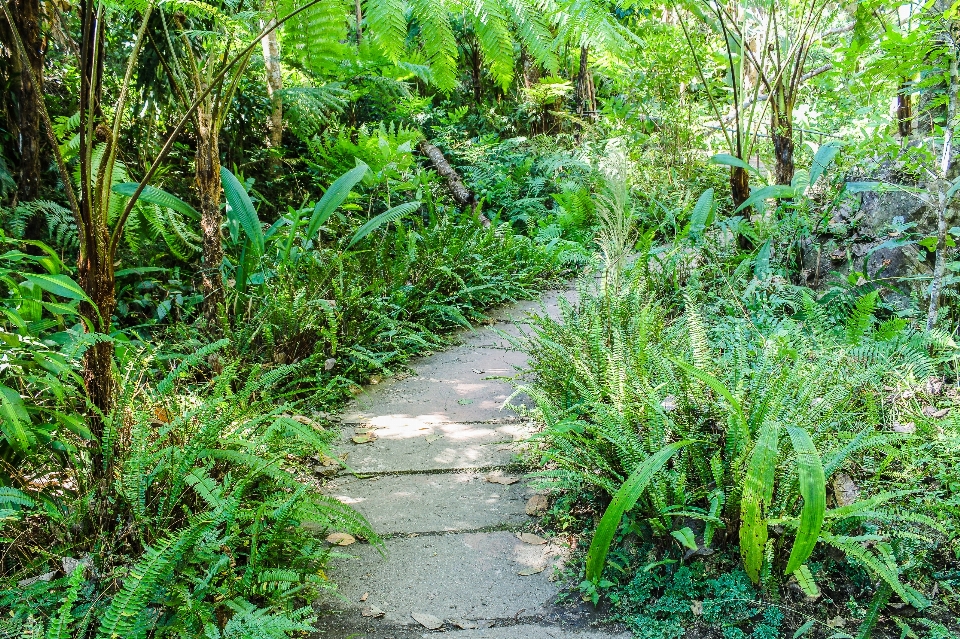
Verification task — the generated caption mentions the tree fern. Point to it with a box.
[503,0,560,73]
[410,0,459,89]
[364,0,410,61]
[469,0,517,89]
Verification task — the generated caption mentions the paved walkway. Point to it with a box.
[313,287,630,638]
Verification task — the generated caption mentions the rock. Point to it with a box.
[893,421,916,434]
[831,474,859,507]
[926,377,945,396]
[61,555,90,575]
[314,464,338,477]
[525,494,549,516]
[921,405,949,418]
[660,395,677,412]
[18,571,56,587]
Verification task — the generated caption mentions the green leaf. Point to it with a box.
[754,239,772,279]
[670,526,698,551]
[0,385,32,453]
[689,188,714,238]
[843,181,881,193]
[41,302,80,316]
[947,176,960,200]
[305,161,370,241]
[0,486,35,508]
[220,167,264,256]
[810,142,841,187]
[585,440,692,583]
[671,358,746,427]
[54,411,93,440]
[112,183,200,220]
[735,185,799,213]
[347,201,421,248]
[740,422,779,584]
[793,619,816,638]
[47,563,84,639]
[96,519,211,639]
[785,430,825,575]
[793,565,820,598]
[709,153,760,175]
[22,273,92,304]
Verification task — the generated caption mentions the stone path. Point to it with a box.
[313,287,630,638]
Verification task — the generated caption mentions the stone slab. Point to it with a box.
[315,532,566,627]
[338,422,532,474]
[484,288,579,324]
[312,621,629,639]
[326,472,532,534]
[437,625,633,638]
[342,345,533,426]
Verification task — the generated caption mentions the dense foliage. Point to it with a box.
[1,0,959,636]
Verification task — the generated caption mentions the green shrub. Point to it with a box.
[522,273,958,628]
[0,343,377,638]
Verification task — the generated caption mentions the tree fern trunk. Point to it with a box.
[771,82,795,185]
[575,45,589,118]
[418,139,489,227]
[11,0,43,206]
[471,43,482,105]
[730,166,750,208]
[77,219,115,474]
[196,109,225,333]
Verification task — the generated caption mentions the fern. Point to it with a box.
[820,533,929,609]
[96,518,211,639]
[46,565,85,639]
[347,200,421,248]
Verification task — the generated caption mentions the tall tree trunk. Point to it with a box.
[260,20,283,153]
[12,0,42,204]
[586,68,596,115]
[471,43,482,105]
[77,0,115,451]
[731,166,753,250]
[897,79,912,138]
[521,49,540,89]
[77,233,115,471]
[196,108,225,332]
[730,166,750,209]
[355,0,362,45]
[771,83,795,185]
[575,44,589,118]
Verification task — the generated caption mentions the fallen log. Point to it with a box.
[418,139,490,226]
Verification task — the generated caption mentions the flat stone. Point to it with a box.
[338,422,531,474]
[439,625,632,638]
[315,532,565,627]
[484,288,579,324]
[326,472,532,534]
[342,346,533,426]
